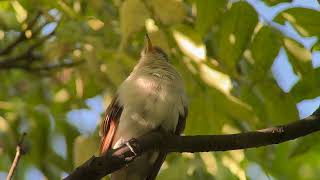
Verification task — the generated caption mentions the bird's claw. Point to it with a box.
[125,141,137,156]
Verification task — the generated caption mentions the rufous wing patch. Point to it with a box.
[99,95,123,154]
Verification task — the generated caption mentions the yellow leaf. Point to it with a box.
[11,0,27,23]
[87,18,104,31]
[54,89,70,103]
[284,38,312,62]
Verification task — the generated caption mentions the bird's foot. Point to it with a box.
[125,141,137,156]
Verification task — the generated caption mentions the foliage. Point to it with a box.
[0,0,320,179]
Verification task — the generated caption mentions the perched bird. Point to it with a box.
[99,34,188,180]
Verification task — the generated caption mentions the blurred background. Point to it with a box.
[0,0,320,179]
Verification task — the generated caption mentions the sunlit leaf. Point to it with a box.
[274,7,320,37]
[173,25,206,62]
[283,38,313,74]
[215,1,258,75]
[87,18,104,31]
[250,26,282,79]
[195,0,227,35]
[10,0,28,23]
[120,0,149,47]
[149,0,186,25]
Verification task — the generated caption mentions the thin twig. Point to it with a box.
[6,133,27,180]
[0,12,41,55]
[0,21,58,71]
[29,60,86,71]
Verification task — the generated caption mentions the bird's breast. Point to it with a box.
[117,73,181,132]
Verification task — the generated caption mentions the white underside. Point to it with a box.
[113,72,185,148]
[110,58,187,180]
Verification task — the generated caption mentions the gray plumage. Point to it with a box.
[100,38,188,180]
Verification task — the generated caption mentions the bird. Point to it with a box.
[99,34,188,180]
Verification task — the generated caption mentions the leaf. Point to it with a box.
[239,77,299,127]
[263,0,292,6]
[158,154,213,180]
[195,0,227,35]
[149,0,186,25]
[120,0,149,45]
[215,1,258,75]
[312,40,320,51]
[10,0,28,23]
[87,18,104,31]
[283,38,313,74]
[291,68,320,101]
[274,7,320,37]
[0,9,20,29]
[290,133,320,158]
[56,119,80,170]
[173,25,205,62]
[255,79,299,125]
[148,29,170,54]
[250,26,282,78]
[73,135,99,167]
[28,108,51,165]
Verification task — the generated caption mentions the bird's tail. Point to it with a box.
[111,151,165,180]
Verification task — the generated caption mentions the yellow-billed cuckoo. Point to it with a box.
[99,34,188,180]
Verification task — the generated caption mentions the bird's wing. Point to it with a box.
[99,95,123,154]
[146,106,188,180]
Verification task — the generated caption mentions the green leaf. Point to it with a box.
[28,108,51,165]
[195,0,227,36]
[274,7,320,37]
[149,0,186,25]
[158,154,213,180]
[291,68,320,101]
[148,29,170,54]
[56,119,80,170]
[283,38,313,74]
[0,9,20,29]
[263,0,292,6]
[216,1,258,75]
[120,0,149,47]
[312,40,320,51]
[73,135,99,167]
[250,26,282,78]
[290,133,320,158]
[255,79,299,125]
[240,78,299,127]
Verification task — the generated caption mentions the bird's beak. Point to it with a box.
[145,33,153,53]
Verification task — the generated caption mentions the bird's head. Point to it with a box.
[141,34,169,62]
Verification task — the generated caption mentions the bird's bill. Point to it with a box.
[145,33,153,53]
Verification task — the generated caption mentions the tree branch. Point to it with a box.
[64,106,320,180]
[0,12,41,55]
[6,133,27,180]
[28,60,85,71]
